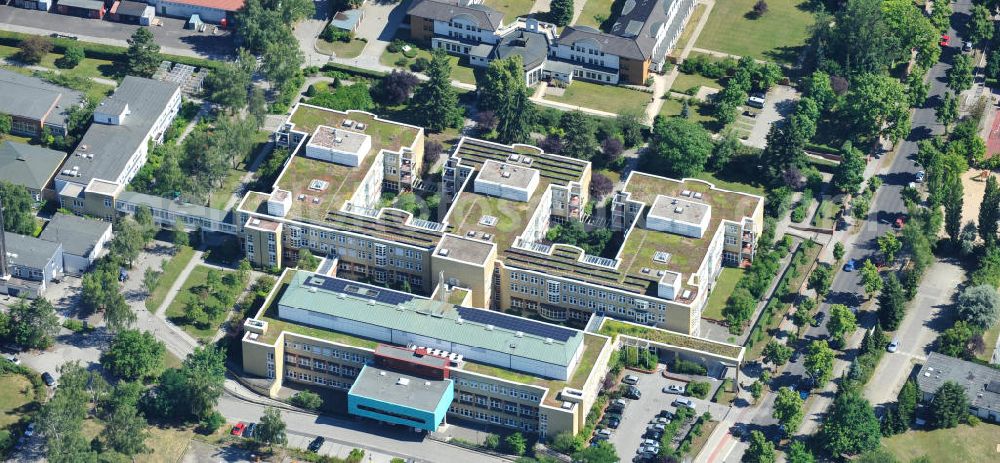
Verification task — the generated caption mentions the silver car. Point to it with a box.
[673,398,695,409]
[662,384,685,394]
[887,339,900,353]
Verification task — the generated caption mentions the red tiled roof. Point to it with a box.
[167,0,244,12]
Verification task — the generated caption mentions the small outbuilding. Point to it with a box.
[111,1,155,25]
[55,0,106,18]
[39,213,112,275]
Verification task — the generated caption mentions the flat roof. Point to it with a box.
[58,76,180,186]
[0,69,85,128]
[375,344,452,369]
[477,159,539,191]
[118,191,232,224]
[309,125,369,155]
[649,195,710,225]
[39,213,110,258]
[0,141,67,191]
[437,233,495,265]
[277,271,585,370]
[350,365,452,412]
[6,232,61,270]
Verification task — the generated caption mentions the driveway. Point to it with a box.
[864,260,963,406]
[607,368,728,460]
[0,6,235,59]
[744,85,798,149]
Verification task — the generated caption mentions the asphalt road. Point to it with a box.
[773,0,972,440]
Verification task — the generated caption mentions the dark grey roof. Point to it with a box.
[116,0,149,16]
[58,0,105,9]
[39,213,111,258]
[0,141,67,191]
[0,69,85,128]
[407,0,504,31]
[5,232,61,271]
[58,76,180,186]
[917,352,1000,413]
[350,365,453,412]
[558,26,647,61]
[493,29,550,70]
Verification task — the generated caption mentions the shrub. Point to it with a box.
[484,434,500,450]
[687,381,711,399]
[198,411,226,434]
[672,358,708,376]
[56,44,84,69]
[291,390,324,410]
[17,35,51,64]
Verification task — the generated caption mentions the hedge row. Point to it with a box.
[0,30,222,72]
[320,62,386,79]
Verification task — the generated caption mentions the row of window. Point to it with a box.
[454,377,541,403]
[286,370,351,389]
[289,356,361,378]
[285,341,369,364]
[448,406,539,432]
[509,272,668,311]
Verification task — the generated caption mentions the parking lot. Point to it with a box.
[605,367,729,461]
[0,6,234,58]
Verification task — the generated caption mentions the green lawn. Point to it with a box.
[483,0,535,21]
[695,0,816,64]
[544,80,651,115]
[691,170,766,197]
[315,38,367,58]
[810,200,840,230]
[575,0,616,30]
[980,323,1000,363]
[146,245,196,312]
[0,374,35,430]
[703,267,745,321]
[211,166,248,208]
[165,265,240,343]
[659,98,715,127]
[882,424,1000,463]
[670,72,722,94]
[380,46,478,84]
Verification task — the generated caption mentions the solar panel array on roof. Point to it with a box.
[455,306,576,342]
[303,275,416,305]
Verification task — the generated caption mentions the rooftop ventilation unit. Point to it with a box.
[482,233,493,240]
[641,267,650,274]
[308,286,317,293]
[397,377,410,386]
[379,371,386,376]
[508,154,520,162]
[521,157,533,165]
[544,338,553,344]
[515,331,524,337]
[467,230,477,237]
[486,324,494,331]
[674,207,684,214]
[438,248,450,256]
[681,289,692,299]
[653,251,670,263]
[693,192,704,199]
[680,190,691,196]
[501,171,511,178]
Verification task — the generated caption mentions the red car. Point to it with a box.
[940,34,950,47]
[894,215,906,229]
[231,422,246,436]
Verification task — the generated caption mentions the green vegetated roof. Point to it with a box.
[598,319,743,359]
[454,137,588,185]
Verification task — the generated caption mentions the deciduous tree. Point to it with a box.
[818,389,881,456]
[805,340,835,387]
[762,341,793,366]
[9,297,59,349]
[832,142,866,193]
[18,35,51,64]
[957,285,1000,331]
[742,430,775,463]
[877,232,902,263]
[860,259,882,297]
[773,387,804,435]
[102,330,165,381]
[0,181,38,235]
[646,117,712,177]
[255,407,288,447]
[947,54,974,94]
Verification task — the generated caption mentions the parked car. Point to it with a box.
[747,95,766,109]
[307,436,325,452]
[244,423,257,438]
[625,387,641,400]
[645,429,663,440]
[662,384,685,394]
[940,34,950,46]
[605,416,621,429]
[843,259,857,272]
[916,170,926,182]
[608,398,628,412]
[647,423,666,433]
[231,422,246,436]
[623,375,640,385]
[595,428,613,440]
[811,311,825,327]
[887,339,900,353]
[41,372,55,387]
[964,41,974,52]
[5,355,19,366]
[672,398,695,409]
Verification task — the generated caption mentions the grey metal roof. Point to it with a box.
[0,141,67,191]
[5,232,61,271]
[39,213,110,258]
[117,191,233,224]
[329,9,363,30]
[350,365,453,412]
[57,0,105,10]
[0,69,85,128]
[407,0,504,31]
[917,352,1000,413]
[58,76,180,186]
[115,0,150,17]
[493,29,550,70]
[558,26,647,61]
